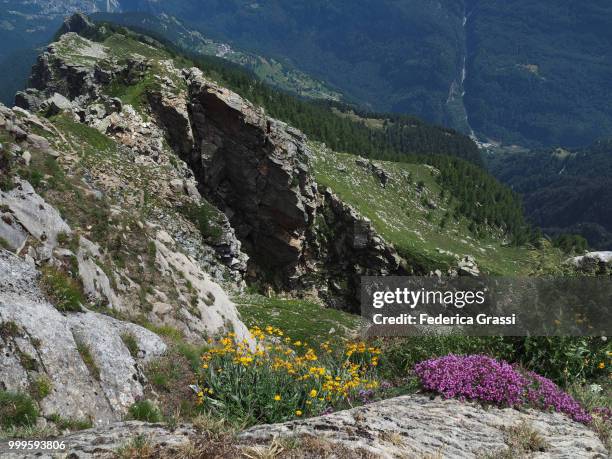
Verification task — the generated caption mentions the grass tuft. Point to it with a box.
[0,391,38,429]
[128,400,163,423]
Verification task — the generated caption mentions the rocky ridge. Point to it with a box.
[14,19,408,308]
[0,395,606,458]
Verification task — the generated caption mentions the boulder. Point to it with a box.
[42,92,73,116]
[14,88,45,112]
[239,394,607,458]
[0,249,167,424]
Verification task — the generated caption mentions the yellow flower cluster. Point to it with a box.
[196,325,382,414]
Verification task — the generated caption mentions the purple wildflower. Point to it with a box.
[414,355,592,424]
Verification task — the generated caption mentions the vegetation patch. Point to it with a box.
[116,434,154,459]
[0,391,38,429]
[39,265,84,312]
[75,341,101,381]
[121,333,140,359]
[128,400,163,423]
[414,355,592,423]
[47,414,93,432]
[30,375,53,401]
[310,145,561,275]
[196,327,381,426]
[0,321,20,341]
[178,201,224,244]
[236,294,361,346]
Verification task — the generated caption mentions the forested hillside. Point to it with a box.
[465,0,612,147]
[3,1,612,147]
[488,140,612,249]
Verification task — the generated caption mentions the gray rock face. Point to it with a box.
[239,394,608,458]
[310,189,406,310]
[151,68,404,305]
[0,421,196,459]
[570,251,612,272]
[184,69,319,279]
[0,249,167,424]
[0,179,71,251]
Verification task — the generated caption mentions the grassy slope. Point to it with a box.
[236,295,362,346]
[310,143,560,276]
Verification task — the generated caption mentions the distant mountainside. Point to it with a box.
[90,12,343,101]
[123,0,612,148]
[2,1,611,148]
[488,140,612,249]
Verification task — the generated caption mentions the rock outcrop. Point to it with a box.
[0,249,166,423]
[11,22,408,308]
[149,67,405,305]
[0,105,251,343]
[0,422,197,459]
[239,394,607,458]
[185,69,318,278]
[570,251,612,274]
[0,395,606,458]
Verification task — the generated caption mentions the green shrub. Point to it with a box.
[179,202,223,243]
[76,341,100,381]
[48,414,92,431]
[30,376,53,401]
[0,321,20,340]
[121,333,139,359]
[0,237,11,250]
[128,400,163,423]
[517,337,611,386]
[39,265,84,312]
[0,391,38,429]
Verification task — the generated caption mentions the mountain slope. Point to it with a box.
[465,0,612,147]
[488,141,612,249]
[124,0,612,147]
[90,11,343,101]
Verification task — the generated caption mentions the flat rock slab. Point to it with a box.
[0,422,196,459]
[239,394,608,458]
[0,395,606,458]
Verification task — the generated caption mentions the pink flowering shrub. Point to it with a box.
[414,355,592,423]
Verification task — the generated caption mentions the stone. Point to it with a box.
[0,250,166,424]
[21,150,31,166]
[169,178,184,193]
[14,88,45,112]
[26,133,51,152]
[458,255,480,276]
[42,92,73,115]
[0,179,71,249]
[566,251,612,272]
[238,394,607,458]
